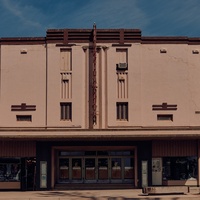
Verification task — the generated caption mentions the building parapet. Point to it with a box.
[1,28,200,45]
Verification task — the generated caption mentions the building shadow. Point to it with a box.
[34,191,197,200]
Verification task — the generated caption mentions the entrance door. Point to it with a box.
[59,158,69,182]
[124,157,134,183]
[57,150,136,185]
[85,158,109,183]
[111,158,122,183]
[85,158,96,182]
[72,158,82,182]
[21,157,36,191]
[58,158,83,183]
[98,158,109,183]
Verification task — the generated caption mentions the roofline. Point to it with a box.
[0,37,46,45]
[0,28,200,45]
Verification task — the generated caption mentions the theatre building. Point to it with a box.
[1,26,200,190]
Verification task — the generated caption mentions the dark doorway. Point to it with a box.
[26,158,36,190]
[21,157,36,191]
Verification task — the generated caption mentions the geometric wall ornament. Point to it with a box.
[61,72,72,99]
[11,103,36,111]
[152,102,177,111]
[117,72,128,99]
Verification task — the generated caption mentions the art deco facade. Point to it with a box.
[0,26,200,190]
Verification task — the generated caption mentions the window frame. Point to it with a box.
[60,102,72,121]
[16,115,32,122]
[116,102,128,121]
[60,48,72,71]
[157,114,173,121]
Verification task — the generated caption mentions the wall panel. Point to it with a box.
[0,141,36,157]
[152,140,197,157]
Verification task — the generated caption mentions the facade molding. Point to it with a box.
[0,129,200,140]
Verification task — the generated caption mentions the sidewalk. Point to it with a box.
[0,189,200,200]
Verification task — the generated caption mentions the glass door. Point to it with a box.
[57,150,136,185]
[72,158,82,182]
[111,158,122,182]
[59,158,69,182]
[85,158,96,182]
[98,158,109,183]
[124,157,134,183]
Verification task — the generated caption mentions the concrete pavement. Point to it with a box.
[0,189,200,200]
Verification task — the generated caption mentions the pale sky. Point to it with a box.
[0,0,200,37]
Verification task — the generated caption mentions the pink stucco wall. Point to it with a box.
[0,38,200,129]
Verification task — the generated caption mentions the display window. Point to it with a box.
[162,156,197,181]
[0,158,21,182]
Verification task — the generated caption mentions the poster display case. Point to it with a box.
[0,158,21,190]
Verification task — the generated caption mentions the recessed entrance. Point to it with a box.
[56,149,135,185]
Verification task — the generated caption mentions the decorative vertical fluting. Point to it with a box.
[92,23,97,125]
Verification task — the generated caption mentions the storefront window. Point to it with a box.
[0,158,21,182]
[163,157,197,180]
